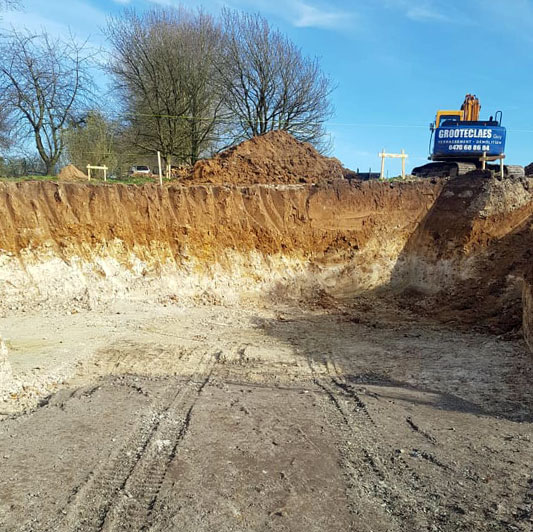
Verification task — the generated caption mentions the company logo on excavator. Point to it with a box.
[438,128,493,139]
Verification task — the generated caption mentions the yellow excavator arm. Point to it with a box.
[461,93,481,121]
[434,94,481,128]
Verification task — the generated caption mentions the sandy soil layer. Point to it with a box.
[0,301,532,531]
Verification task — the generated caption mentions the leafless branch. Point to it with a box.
[218,9,334,151]
[0,29,94,174]
[105,7,224,165]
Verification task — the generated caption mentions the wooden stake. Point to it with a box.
[378,150,408,180]
[157,151,163,187]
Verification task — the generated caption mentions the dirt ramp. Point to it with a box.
[394,174,533,334]
[189,130,344,184]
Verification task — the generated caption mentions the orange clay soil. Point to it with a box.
[395,174,533,335]
[186,131,345,185]
[0,180,440,264]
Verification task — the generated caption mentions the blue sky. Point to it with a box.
[3,0,533,174]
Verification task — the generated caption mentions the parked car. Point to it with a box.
[128,165,151,176]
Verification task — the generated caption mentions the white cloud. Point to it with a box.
[292,1,355,29]
[405,5,448,22]
[207,0,356,30]
[1,0,108,41]
[383,0,449,23]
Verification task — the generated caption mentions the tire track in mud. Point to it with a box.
[300,348,457,530]
[313,375,421,531]
[100,373,212,532]
[42,350,217,532]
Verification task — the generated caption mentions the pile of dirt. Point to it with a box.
[58,164,87,181]
[187,131,344,185]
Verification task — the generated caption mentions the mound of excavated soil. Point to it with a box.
[188,131,344,185]
[58,164,88,181]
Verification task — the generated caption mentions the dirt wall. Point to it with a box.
[0,180,441,311]
[1,177,531,340]
[394,175,533,334]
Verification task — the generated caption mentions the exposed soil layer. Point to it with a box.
[0,179,440,258]
[188,131,345,185]
[0,179,442,314]
[394,175,533,335]
[1,175,532,335]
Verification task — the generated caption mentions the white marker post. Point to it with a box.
[157,151,163,187]
[86,165,108,181]
[479,152,506,176]
[378,150,409,179]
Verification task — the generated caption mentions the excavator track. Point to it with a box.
[413,162,525,180]
[412,161,477,179]
[504,165,525,178]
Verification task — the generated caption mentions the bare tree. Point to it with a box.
[0,0,22,10]
[106,7,224,168]
[179,13,226,163]
[0,30,93,175]
[63,110,118,172]
[219,9,334,149]
[0,2,22,151]
[0,107,12,150]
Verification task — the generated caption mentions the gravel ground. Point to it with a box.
[0,301,532,531]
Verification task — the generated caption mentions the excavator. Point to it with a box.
[412,94,524,178]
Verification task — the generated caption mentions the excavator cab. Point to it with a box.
[433,110,464,130]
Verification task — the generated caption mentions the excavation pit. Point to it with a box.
[0,169,532,531]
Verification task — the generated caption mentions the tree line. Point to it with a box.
[0,5,333,177]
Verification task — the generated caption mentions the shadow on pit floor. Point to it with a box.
[257,176,533,422]
[251,311,533,422]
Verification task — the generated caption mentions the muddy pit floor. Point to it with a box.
[0,301,532,532]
